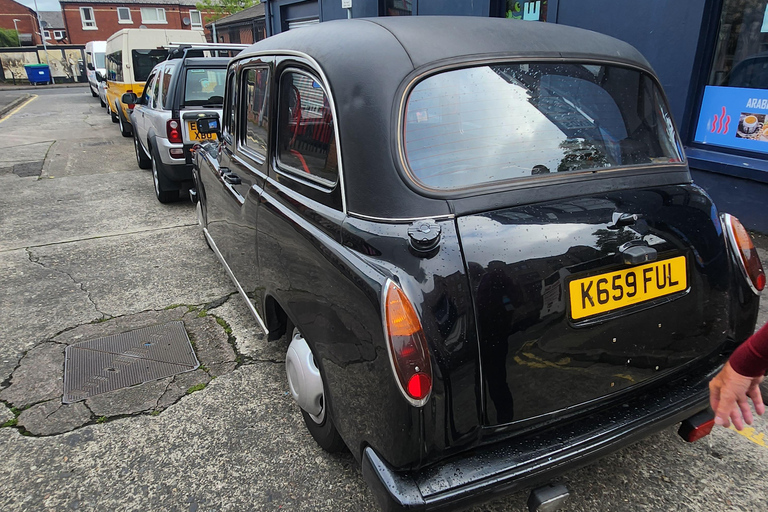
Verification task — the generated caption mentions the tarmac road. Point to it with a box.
[0,87,767,512]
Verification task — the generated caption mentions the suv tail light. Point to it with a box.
[383,280,432,405]
[167,119,182,144]
[722,213,765,293]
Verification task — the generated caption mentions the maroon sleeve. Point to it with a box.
[729,322,768,377]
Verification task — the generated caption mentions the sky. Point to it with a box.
[16,0,62,12]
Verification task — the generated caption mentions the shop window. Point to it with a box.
[141,8,167,24]
[117,7,132,24]
[80,7,96,29]
[381,0,412,16]
[277,71,337,186]
[190,10,203,29]
[694,0,768,154]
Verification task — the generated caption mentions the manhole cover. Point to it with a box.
[63,321,199,403]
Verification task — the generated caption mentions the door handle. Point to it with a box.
[223,172,241,185]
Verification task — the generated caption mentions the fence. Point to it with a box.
[0,45,86,84]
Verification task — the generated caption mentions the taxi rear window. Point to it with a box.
[403,63,682,191]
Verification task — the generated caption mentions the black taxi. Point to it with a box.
[191,16,764,511]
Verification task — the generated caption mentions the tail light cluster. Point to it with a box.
[383,280,432,405]
[722,213,765,293]
[167,119,182,144]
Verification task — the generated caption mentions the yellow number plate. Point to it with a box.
[568,256,687,320]
[188,121,217,142]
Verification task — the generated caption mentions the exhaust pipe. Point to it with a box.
[527,483,570,512]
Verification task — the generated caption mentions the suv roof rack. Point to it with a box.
[166,43,250,61]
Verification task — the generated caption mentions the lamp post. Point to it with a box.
[12,19,21,46]
[32,0,54,84]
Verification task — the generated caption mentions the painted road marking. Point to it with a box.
[729,424,768,448]
[0,95,37,123]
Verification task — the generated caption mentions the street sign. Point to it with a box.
[342,0,352,8]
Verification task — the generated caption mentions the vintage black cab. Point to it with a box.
[191,17,764,511]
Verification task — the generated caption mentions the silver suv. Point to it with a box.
[122,44,246,202]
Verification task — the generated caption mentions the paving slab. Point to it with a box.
[209,295,282,362]
[17,399,92,436]
[0,343,64,409]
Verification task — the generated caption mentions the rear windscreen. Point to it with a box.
[132,49,168,83]
[184,68,226,106]
[403,63,683,190]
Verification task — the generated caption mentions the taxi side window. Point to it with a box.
[276,71,338,186]
[241,67,269,158]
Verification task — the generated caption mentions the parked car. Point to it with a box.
[84,40,106,98]
[122,44,247,203]
[191,17,764,511]
[105,29,208,138]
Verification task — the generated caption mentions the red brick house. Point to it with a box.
[60,0,216,45]
[0,0,43,45]
[40,11,68,44]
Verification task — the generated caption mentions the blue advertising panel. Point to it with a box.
[695,85,768,154]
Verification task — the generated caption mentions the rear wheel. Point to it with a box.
[285,324,346,453]
[110,103,118,123]
[90,86,98,97]
[118,110,132,137]
[134,131,151,169]
[151,146,179,203]
[99,94,106,108]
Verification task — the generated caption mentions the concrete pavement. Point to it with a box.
[1,88,767,512]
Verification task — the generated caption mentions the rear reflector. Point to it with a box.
[678,410,715,442]
[169,148,184,159]
[384,280,432,405]
[722,213,765,293]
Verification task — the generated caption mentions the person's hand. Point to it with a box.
[709,361,765,430]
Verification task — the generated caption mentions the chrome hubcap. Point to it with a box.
[286,328,325,424]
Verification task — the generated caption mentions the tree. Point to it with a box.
[196,0,256,23]
[0,28,20,48]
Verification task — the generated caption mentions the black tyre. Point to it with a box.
[119,110,133,137]
[110,104,118,123]
[134,131,151,169]
[90,86,98,97]
[151,146,179,203]
[285,323,346,453]
[99,95,106,108]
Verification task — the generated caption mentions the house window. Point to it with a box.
[80,7,96,29]
[54,30,65,40]
[141,7,167,24]
[43,30,51,39]
[117,7,132,24]
[190,10,202,29]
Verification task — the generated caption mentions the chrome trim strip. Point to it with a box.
[233,49,347,214]
[348,211,455,223]
[203,227,270,334]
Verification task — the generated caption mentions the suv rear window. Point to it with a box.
[403,63,682,190]
[184,68,226,106]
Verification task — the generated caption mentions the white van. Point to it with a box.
[105,28,206,136]
[84,41,106,98]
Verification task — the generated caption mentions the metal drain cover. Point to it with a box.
[63,321,199,403]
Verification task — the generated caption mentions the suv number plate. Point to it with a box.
[188,121,217,142]
[568,256,687,320]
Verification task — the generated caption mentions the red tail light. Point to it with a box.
[167,119,182,144]
[383,280,432,405]
[723,213,765,293]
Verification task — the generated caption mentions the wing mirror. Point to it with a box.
[121,92,138,105]
[95,71,104,82]
[195,113,221,138]
[87,62,94,71]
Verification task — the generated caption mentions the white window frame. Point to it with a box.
[43,30,51,39]
[140,7,167,24]
[54,30,65,40]
[80,7,97,30]
[117,7,132,24]
[189,9,202,29]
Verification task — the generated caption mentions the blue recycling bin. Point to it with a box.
[24,64,51,85]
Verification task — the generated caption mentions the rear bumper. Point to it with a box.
[362,359,722,512]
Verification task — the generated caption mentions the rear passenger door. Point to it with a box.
[134,70,159,149]
[213,59,273,303]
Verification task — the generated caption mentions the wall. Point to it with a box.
[555,0,709,141]
[61,3,212,44]
[0,45,85,82]
[0,0,42,45]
